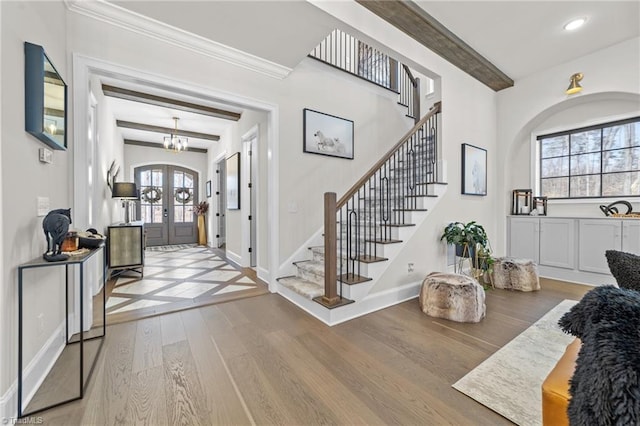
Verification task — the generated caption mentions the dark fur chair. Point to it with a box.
[558,286,640,426]
[606,250,640,292]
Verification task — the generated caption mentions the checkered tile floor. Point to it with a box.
[106,246,266,321]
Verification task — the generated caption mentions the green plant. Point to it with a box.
[440,221,489,250]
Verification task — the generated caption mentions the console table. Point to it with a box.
[17,246,106,417]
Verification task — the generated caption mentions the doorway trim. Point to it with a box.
[72,54,280,292]
[241,125,259,269]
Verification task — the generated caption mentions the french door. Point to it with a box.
[135,165,199,246]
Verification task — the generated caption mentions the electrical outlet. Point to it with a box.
[408,263,414,273]
[37,197,50,217]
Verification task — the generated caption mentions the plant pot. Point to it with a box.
[197,215,206,245]
[455,244,475,258]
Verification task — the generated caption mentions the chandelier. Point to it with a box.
[163,117,188,153]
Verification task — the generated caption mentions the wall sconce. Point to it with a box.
[566,73,583,95]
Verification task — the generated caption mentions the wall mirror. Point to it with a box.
[24,42,67,150]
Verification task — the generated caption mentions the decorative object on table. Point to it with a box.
[558,286,640,425]
[492,257,540,292]
[303,108,354,159]
[226,152,241,210]
[42,208,72,261]
[605,250,640,292]
[24,42,67,150]
[61,231,79,252]
[461,143,487,196]
[599,200,639,217]
[206,180,212,198]
[194,201,209,246]
[419,272,486,323]
[533,196,548,216]
[77,228,106,249]
[511,189,533,215]
[111,182,139,224]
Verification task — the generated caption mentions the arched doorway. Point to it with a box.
[135,164,199,246]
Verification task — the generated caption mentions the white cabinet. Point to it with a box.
[578,220,621,274]
[539,218,575,269]
[623,221,640,253]
[578,219,640,274]
[508,217,539,263]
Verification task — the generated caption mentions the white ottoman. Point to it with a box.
[492,257,540,291]
[419,272,486,323]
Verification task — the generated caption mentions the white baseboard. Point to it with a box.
[257,266,270,287]
[225,250,242,267]
[1,320,66,419]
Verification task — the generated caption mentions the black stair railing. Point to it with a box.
[309,29,420,121]
[317,102,442,308]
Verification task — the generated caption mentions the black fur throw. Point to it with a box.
[606,250,640,292]
[558,286,640,425]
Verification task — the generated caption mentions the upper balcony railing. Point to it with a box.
[309,29,420,122]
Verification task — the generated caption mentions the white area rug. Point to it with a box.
[453,299,578,426]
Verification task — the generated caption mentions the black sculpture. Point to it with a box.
[42,208,72,262]
[599,200,635,216]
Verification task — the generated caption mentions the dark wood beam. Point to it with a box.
[356,0,514,91]
[116,120,220,141]
[124,139,208,154]
[102,84,242,121]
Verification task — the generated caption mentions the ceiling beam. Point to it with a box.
[356,0,514,91]
[102,84,242,121]
[124,139,208,154]
[116,120,220,141]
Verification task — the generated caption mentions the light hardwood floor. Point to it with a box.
[35,278,590,425]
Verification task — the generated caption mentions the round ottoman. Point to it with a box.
[419,272,486,323]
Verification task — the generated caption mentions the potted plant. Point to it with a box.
[194,201,209,246]
[440,221,489,258]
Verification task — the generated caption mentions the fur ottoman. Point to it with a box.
[492,257,540,291]
[419,272,486,323]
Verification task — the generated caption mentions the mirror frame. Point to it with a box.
[24,42,67,150]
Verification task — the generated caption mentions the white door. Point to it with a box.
[508,217,540,263]
[623,221,640,254]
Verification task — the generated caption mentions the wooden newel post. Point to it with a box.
[323,192,340,305]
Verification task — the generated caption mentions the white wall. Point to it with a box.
[1,0,69,412]
[497,37,640,248]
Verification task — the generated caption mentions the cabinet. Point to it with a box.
[508,216,640,285]
[579,219,640,274]
[508,217,539,263]
[540,218,575,269]
[107,222,144,278]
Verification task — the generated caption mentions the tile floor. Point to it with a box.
[106,245,267,323]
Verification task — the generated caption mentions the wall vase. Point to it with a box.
[197,215,207,245]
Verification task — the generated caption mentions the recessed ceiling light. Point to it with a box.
[564,18,587,31]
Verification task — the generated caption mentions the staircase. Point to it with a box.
[277,103,444,325]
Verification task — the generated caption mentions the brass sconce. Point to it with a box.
[566,73,583,95]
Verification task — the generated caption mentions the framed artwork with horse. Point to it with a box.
[303,108,354,159]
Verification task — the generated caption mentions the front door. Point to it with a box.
[135,165,199,246]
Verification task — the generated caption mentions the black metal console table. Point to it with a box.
[17,246,106,417]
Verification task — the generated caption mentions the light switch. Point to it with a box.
[37,197,50,217]
[39,148,52,164]
[288,201,298,213]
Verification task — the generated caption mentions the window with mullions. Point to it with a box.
[538,117,640,199]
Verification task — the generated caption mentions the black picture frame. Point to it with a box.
[226,153,240,210]
[24,42,67,150]
[303,108,354,159]
[461,143,487,196]
[206,180,212,198]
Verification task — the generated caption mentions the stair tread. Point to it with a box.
[366,239,403,244]
[339,273,372,285]
[278,276,324,299]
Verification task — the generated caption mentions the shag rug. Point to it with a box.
[452,299,578,426]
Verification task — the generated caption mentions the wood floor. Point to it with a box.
[35,278,590,425]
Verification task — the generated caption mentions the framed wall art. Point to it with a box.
[206,180,212,198]
[303,108,354,159]
[461,143,487,196]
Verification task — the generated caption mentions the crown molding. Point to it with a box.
[64,0,292,80]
